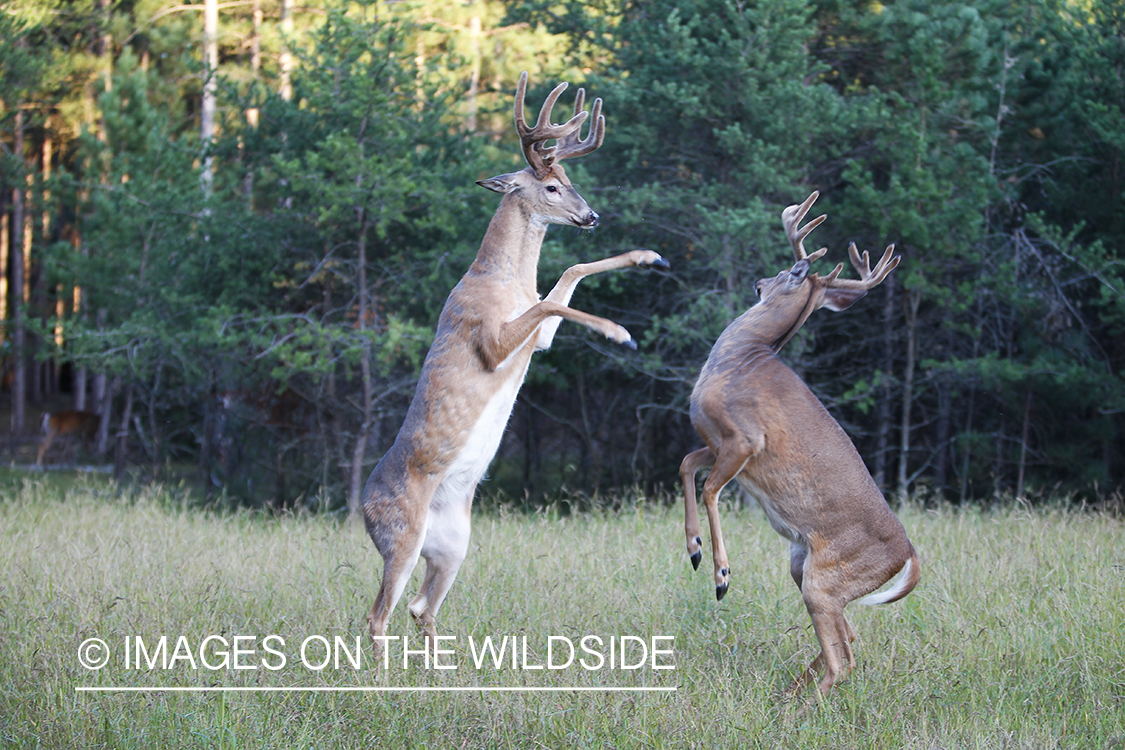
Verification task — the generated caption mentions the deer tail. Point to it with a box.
[859,549,920,606]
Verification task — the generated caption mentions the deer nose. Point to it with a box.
[583,210,599,228]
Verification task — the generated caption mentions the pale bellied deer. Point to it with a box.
[37,410,100,465]
[362,73,667,650]
[680,191,919,698]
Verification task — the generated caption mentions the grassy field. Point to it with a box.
[1,476,1122,749]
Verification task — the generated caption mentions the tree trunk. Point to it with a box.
[96,374,116,457]
[198,0,217,196]
[522,399,541,499]
[934,379,951,498]
[994,411,1006,500]
[0,211,7,349]
[72,259,87,409]
[92,307,107,418]
[29,165,47,407]
[348,214,374,518]
[114,384,134,480]
[958,300,983,503]
[874,273,895,489]
[1015,389,1033,500]
[148,363,164,482]
[11,109,27,435]
[896,288,921,502]
[242,0,262,200]
[199,372,215,497]
[200,0,218,196]
[467,16,481,130]
[279,0,293,102]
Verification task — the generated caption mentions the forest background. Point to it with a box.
[1,0,1122,511]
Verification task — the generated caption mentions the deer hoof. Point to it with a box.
[690,550,702,570]
[621,337,638,351]
[715,566,730,600]
[643,256,671,270]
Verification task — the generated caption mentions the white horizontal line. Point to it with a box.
[76,686,677,693]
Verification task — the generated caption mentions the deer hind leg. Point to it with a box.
[408,491,473,643]
[679,447,715,571]
[699,440,754,600]
[788,574,859,698]
[364,480,430,658]
[367,531,425,657]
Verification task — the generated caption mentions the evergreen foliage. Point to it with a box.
[1,0,1121,505]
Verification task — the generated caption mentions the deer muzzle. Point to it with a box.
[577,209,599,228]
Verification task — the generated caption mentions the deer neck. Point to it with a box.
[469,197,548,289]
[725,294,817,354]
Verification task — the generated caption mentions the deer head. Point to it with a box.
[750,191,899,351]
[475,72,605,229]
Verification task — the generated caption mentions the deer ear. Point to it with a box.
[822,287,868,312]
[476,173,521,194]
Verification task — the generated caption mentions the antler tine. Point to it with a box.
[554,89,605,162]
[825,243,900,290]
[822,262,845,283]
[513,71,589,177]
[782,191,828,262]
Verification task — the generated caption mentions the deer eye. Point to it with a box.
[546,185,558,193]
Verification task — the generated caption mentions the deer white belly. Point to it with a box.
[430,360,529,513]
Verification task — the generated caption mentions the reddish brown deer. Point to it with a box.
[37,410,100,465]
[680,191,919,699]
[361,73,667,650]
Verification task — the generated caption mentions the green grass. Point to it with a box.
[1,477,1123,748]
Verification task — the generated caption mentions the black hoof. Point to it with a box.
[621,337,638,351]
[715,583,728,601]
[643,257,671,270]
[690,550,702,570]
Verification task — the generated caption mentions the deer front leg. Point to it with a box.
[679,447,715,570]
[536,249,668,350]
[36,434,55,465]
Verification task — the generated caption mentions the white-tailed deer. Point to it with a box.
[361,73,667,650]
[37,410,100,465]
[680,191,919,699]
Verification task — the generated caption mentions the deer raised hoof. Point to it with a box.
[680,191,919,699]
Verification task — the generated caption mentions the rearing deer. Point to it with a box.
[362,73,666,650]
[680,191,919,698]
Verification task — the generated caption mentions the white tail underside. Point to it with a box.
[858,556,916,606]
